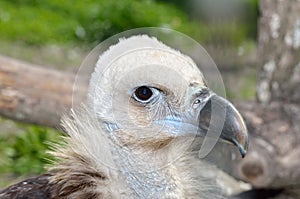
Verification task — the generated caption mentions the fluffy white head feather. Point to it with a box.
[88,35,206,124]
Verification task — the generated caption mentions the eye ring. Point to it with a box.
[134,86,153,102]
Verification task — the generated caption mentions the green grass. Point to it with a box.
[0,125,61,175]
[0,1,78,45]
[0,124,62,187]
[0,0,193,45]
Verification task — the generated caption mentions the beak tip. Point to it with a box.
[233,136,249,158]
[239,144,248,158]
[197,94,249,158]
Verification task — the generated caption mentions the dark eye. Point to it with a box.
[134,86,153,102]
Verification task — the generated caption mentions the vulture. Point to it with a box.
[0,35,248,199]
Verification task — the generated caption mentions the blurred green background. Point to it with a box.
[0,0,258,187]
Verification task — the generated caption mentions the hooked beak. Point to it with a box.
[198,94,249,158]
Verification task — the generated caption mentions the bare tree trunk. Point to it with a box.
[257,0,300,104]
[232,0,300,197]
[0,55,74,128]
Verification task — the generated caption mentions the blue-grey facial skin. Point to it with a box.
[153,89,248,158]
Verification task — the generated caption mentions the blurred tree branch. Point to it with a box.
[0,55,74,128]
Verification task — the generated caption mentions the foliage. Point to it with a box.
[0,0,255,47]
[0,0,203,45]
[0,125,61,176]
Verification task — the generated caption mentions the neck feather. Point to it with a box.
[110,138,185,198]
[50,107,223,198]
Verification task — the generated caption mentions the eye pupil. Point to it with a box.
[135,86,153,101]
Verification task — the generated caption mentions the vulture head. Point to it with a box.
[87,35,248,156]
[64,35,248,198]
[0,35,248,199]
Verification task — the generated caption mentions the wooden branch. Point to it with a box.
[0,55,75,128]
[257,0,300,104]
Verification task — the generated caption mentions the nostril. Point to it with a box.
[192,99,201,109]
[194,99,201,104]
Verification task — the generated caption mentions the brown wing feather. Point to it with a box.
[0,174,52,199]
